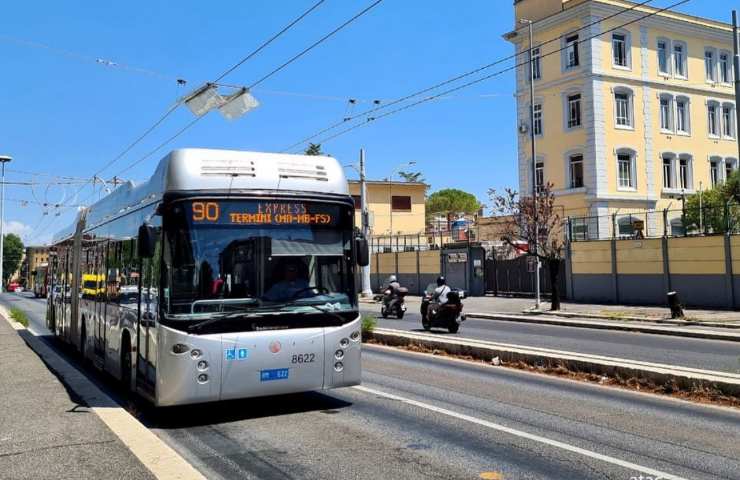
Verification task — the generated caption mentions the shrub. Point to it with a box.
[361,315,377,338]
[10,307,29,327]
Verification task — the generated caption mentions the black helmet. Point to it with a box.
[436,276,446,286]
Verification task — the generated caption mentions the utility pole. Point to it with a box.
[521,18,541,310]
[733,10,739,160]
[0,155,12,293]
[359,148,372,297]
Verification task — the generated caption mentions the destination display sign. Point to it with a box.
[187,200,342,227]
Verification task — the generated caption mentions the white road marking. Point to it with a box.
[353,385,687,480]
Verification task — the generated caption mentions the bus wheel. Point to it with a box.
[121,334,132,392]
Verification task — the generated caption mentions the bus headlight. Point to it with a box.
[350,331,360,341]
[335,349,344,360]
[191,349,202,359]
[172,344,189,354]
[197,360,209,371]
[334,362,344,372]
[197,374,209,383]
[339,338,349,349]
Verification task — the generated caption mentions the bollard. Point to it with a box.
[667,291,684,319]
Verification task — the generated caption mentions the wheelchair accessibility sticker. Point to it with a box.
[225,348,249,360]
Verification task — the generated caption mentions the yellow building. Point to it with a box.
[505,0,737,237]
[347,180,427,236]
[24,246,50,288]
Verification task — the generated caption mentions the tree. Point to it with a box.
[398,171,425,183]
[684,170,740,234]
[488,183,564,310]
[426,188,480,220]
[304,143,323,156]
[2,233,24,285]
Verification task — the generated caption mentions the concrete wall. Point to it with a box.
[569,234,739,309]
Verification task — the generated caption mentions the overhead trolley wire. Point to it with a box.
[281,0,658,152]
[110,0,385,180]
[291,0,689,149]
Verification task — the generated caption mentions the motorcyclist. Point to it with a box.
[432,276,451,306]
[383,275,401,300]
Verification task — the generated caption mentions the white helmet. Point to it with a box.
[388,275,397,282]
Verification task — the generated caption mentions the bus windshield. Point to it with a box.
[163,199,356,318]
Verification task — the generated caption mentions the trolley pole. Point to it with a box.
[733,10,740,160]
[359,148,373,297]
[0,155,12,293]
[521,18,541,310]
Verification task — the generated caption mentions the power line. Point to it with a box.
[281,0,657,152]
[248,0,384,89]
[69,1,330,205]
[6,168,90,181]
[214,0,327,82]
[111,0,384,180]
[295,0,689,149]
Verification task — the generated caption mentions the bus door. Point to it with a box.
[93,243,107,360]
[136,235,160,392]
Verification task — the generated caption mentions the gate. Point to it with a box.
[485,256,565,297]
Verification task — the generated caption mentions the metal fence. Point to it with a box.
[567,202,740,241]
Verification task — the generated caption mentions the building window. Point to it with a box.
[663,155,674,189]
[719,52,731,83]
[617,152,634,189]
[391,195,411,211]
[708,102,719,137]
[612,33,628,67]
[673,42,687,78]
[533,103,543,135]
[351,195,361,209]
[704,49,716,82]
[722,104,736,138]
[710,157,720,187]
[727,158,738,180]
[569,154,584,188]
[531,47,541,80]
[678,156,692,190]
[617,216,635,237]
[660,95,673,131]
[657,40,669,75]
[565,34,579,69]
[675,97,689,134]
[614,90,632,128]
[535,162,544,192]
[567,94,581,128]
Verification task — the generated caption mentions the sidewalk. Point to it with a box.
[362,295,740,327]
[0,316,154,479]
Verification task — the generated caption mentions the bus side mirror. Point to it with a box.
[355,236,369,267]
[138,224,157,258]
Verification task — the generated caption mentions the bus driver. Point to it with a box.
[264,262,309,302]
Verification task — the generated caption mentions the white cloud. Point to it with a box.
[2,220,32,238]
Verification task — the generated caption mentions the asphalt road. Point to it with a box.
[4,292,740,480]
[361,304,740,374]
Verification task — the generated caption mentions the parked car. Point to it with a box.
[7,282,20,293]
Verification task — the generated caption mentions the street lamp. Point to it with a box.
[0,155,12,293]
[520,17,541,310]
[388,161,416,237]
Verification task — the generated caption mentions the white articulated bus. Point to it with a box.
[47,149,369,406]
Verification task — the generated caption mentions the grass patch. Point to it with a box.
[361,315,377,338]
[10,307,29,327]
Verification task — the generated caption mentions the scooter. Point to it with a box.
[420,286,465,333]
[380,287,408,319]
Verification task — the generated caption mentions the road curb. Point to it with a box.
[466,312,740,342]
[524,309,740,330]
[370,328,740,398]
[0,309,206,480]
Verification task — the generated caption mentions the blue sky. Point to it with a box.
[0,0,731,244]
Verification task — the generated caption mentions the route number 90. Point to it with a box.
[192,202,220,221]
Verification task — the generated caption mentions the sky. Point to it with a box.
[0,0,733,245]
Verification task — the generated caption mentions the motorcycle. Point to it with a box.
[420,283,465,333]
[380,286,408,319]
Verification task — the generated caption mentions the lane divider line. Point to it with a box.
[353,385,687,480]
